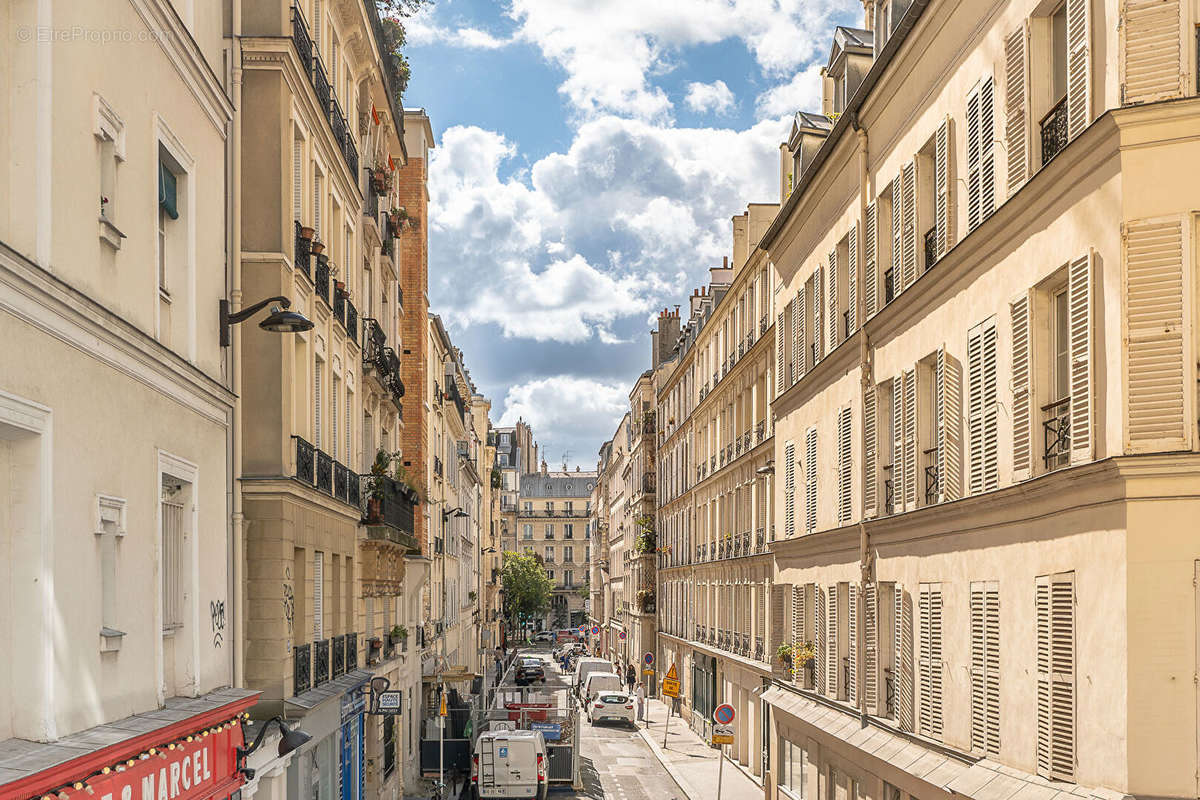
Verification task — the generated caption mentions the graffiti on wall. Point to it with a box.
[283,565,295,652]
[210,599,226,647]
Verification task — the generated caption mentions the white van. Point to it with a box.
[571,657,613,700]
[472,729,548,800]
[581,671,623,703]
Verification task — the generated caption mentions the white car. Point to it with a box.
[532,631,555,644]
[588,691,635,726]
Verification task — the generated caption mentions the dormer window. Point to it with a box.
[826,27,875,113]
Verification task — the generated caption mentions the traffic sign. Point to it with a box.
[618,630,627,641]
[591,625,600,635]
[662,663,680,698]
[643,652,655,666]
[711,723,735,745]
[713,703,735,725]
[578,625,587,635]
[439,694,448,718]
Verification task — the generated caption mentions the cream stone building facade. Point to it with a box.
[760,2,1200,800]
[591,414,631,656]
[622,372,659,679]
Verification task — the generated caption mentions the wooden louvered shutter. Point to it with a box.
[826,584,839,697]
[980,77,996,220]
[891,177,903,289]
[1066,0,1091,139]
[970,581,1001,756]
[895,585,914,732]
[966,85,982,231]
[796,288,807,380]
[936,348,962,502]
[1036,573,1076,780]
[864,584,879,714]
[791,586,805,684]
[805,428,818,533]
[1011,293,1034,480]
[892,377,905,509]
[968,324,983,493]
[783,441,796,537]
[770,583,786,653]
[776,311,786,396]
[863,382,878,518]
[900,162,917,290]
[813,267,824,363]
[1124,218,1191,451]
[814,584,826,693]
[864,203,878,317]
[847,222,858,332]
[918,583,943,739]
[313,550,324,640]
[935,116,952,258]
[902,369,917,510]
[982,321,1000,488]
[1068,252,1094,464]
[1005,24,1031,194]
[828,248,839,352]
[293,139,304,221]
[837,407,853,524]
[1121,0,1185,104]
[847,584,858,704]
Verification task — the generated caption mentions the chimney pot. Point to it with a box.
[723,256,728,268]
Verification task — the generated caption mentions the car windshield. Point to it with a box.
[523,659,541,666]
[599,695,628,703]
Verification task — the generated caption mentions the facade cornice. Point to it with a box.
[239,477,365,522]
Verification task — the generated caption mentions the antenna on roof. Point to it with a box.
[561,451,570,471]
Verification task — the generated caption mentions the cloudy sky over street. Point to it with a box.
[405,0,860,467]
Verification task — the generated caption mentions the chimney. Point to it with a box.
[732,212,749,271]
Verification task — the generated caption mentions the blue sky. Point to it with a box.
[401,0,861,468]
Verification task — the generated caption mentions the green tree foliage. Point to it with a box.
[501,551,553,628]
[375,0,432,102]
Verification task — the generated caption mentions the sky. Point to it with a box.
[402,0,862,469]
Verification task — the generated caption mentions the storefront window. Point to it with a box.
[778,736,806,798]
[383,715,396,778]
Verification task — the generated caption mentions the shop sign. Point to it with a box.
[81,732,241,800]
[376,691,402,715]
[529,722,562,741]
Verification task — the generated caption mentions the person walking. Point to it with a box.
[635,682,645,723]
[625,662,636,692]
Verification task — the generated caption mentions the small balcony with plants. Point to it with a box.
[361,449,420,553]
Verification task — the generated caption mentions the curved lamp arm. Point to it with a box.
[220,296,291,347]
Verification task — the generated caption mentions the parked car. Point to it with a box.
[532,631,555,644]
[515,657,546,686]
[588,691,635,726]
[581,671,623,703]
[555,629,580,643]
[571,657,613,699]
[472,729,548,800]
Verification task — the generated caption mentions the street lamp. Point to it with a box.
[235,716,311,779]
[219,295,314,346]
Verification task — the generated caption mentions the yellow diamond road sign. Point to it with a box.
[662,662,680,698]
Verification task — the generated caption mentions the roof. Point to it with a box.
[520,472,598,498]
[828,26,874,70]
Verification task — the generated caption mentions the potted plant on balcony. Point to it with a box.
[468,590,477,603]
[298,224,315,240]
[372,162,393,194]
[792,641,817,683]
[366,448,400,521]
[390,624,407,648]
[367,636,383,664]
[311,239,326,255]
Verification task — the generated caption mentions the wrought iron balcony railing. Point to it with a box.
[293,220,312,278]
[294,435,315,485]
[314,256,331,305]
[1041,96,1069,166]
[884,268,895,304]
[314,638,330,686]
[294,642,312,694]
[345,299,358,341]
[333,286,346,328]
[760,314,768,336]
[756,420,766,444]
[923,447,939,505]
[362,317,386,360]
[924,225,938,271]
[1043,397,1071,471]
[883,467,895,515]
[290,7,359,178]
[316,450,333,494]
[331,633,346,678]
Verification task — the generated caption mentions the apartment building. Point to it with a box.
[763,3,1200,800]
[622,372,660,684]
[517,464,597,630]
[0,1,262,797]
[592,415,631,656]
[652,209,779,777]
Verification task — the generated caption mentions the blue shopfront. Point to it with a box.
[339,687,366,800]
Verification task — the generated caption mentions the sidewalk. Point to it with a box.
[635,696,764,800]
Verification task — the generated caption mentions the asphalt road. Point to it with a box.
[513,647,687,800]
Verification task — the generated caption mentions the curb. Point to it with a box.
[635,722,710,797]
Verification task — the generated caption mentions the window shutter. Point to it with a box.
[1124,218,1191,452]
[966,85,982,231]
[980,77,996,220]
[983,321,999,488]
[313,550,324,640]
[892,176,903,289]
[792,586,806,684]
[902,369,917,510]
[1011,293,1034,480]
[837,407,853,524]
[935,348,963,502]
[1068,252,1094,464]
[1066,0,1091,139]
[813,267,824,362]
[863,382,878,518]
[313,172,322,238]
[828,248,839,352]
[895,584,914,731]
[826,584,839,696]
[1121,0,1185,104]
[784,441,796,537]
[1036,573,1076,780]
[847,584,858,704]
[331,381,338,460]
[847,222,858,332]
[796,288,807,380]
[776,311,786,396]
[314,358,322,449]
[918,583,943,739]
[900,162,917,290]
[864,583,879,714]
[892,377,905,509]
[970,580,1001,756]
[935,116,952,258]
[1004,24,1031,194]
[805,428,818,533]
[293,139,304,221]
[814,584,826,693]
[864,203,878,318]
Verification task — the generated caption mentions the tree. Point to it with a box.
[375,0,433,102]
[500,552,553,632]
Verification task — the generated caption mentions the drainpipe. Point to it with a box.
[230,0,245,690]
[851,114,871,729]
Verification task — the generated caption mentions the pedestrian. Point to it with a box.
[635,682,645,722]
[625,662,636,691]
[494,656,502,686]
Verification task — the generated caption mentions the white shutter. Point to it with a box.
[1068,252,1094,464]
[314,357,323,449]
[902,369,917,510]
[1124,218,1191,451]
[847,584,858,704]
[863,381,878,518]
[1066,0,1091,139]
[1121,0,1185,104]
[805,428,818,533]
[346,391,352,466]
[895,585,914,732]
[293,138,304,221]
[900,162,917,290]
[891,178,902,294]
[837,407,853,524]
[970,580,1001,756]
[983,321,999,488]
[313,172,322,239]
[776,311,786,396]
[980,77,996,220]
[966,85,982,231]
[970,320,1000,491]
[935,116,952,258]
[313,550,325,640]
[1036,573,1076,780]
[848,223,858,332]
[313,0,322,49]
[331,380,339,460]
[968,325,983,493]
[892,377,905,510]
[1011,293,1034,480]
[864,203,878,318]
[771,582,787,654]
[1005,24,1031,194]
[864,584,879,714]
[813,267,823,362]
[814,584,826,693]
[796,287,807,380]
[826,584,839,697]
[828,248,839,352]
[918,583,943,739]
[936,348,962,502]
[784,441,796,537]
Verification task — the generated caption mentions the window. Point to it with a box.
[970,580,1000,756]
[292,134,304,222]
[565,570,574,586]
[545,524,554,539]
[547,570,555,581]
[331,375,340,460]
[1036,572,1075,780]
[804,429,817,533]
[523,501,532,512]
[546,501,554,512]
[545,546,554,563]
[522,524,533,540]
[564,546,574,562]
[383,712,396,777]
[564,523,574,538]
[778,737,806,798]
[313,551,325,640]
[565,501,573,512]
[93,93,125,237]
[917,582,943,739]
[161,480,185,632]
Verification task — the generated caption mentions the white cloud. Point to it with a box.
[756,64,825,118]
[684,80,735,115]
[404,14,511,49]
[498,376,631,461]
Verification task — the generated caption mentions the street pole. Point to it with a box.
[715,746,725,800]
[662,701,670,748]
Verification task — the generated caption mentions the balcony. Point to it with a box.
[738,342,745,359]
[332,633,346,678]
[1040,96,1069,166]
[333,286,345,329]
[293,221,312,279]
[314,255,331,306]
[760,314,768,336]
[314,638,330,685]
[843,309,851,340]
[884,467,895,515]
[755,420,766,444]
[642,472,656,494]
[290,6,359,177]
[884,268,895,304]
[923,447,939,505]
[754,636,765,662]
[924,225,938,271]
[1043,397,1071,471]
[294,642,312,694]
[362,474,419,551]
[755,527,765,553]
[292,436,360,511]
[345,299,358,341]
